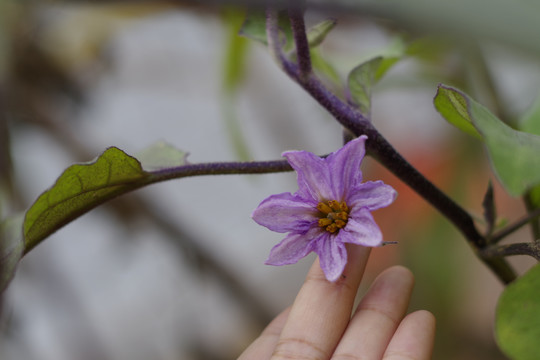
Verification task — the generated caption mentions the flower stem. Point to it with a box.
[269,7,517,284]
[288,5,312,79]
[148,158,293,182]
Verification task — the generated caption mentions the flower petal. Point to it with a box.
[326,136,367,200]
[252,192,317,233]
[283,150,334,201]
[348,181,397,211]
[340,207,383,247]
[265,229,320,265]
[315,233,348,282]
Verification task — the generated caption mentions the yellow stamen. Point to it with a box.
[317,199,350,234]
[317,202,333,214]
[318,218,333,227]
[326,223,338,233]
[335,219,346,228]
[328,200,341,212]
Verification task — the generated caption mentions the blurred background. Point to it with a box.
[1,1,540,359]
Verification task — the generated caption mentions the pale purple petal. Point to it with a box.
[347,181,397,211]
[283,150,334,201]
[265,229,321,265]
[326,136,367,200]
[315,233,348,282]
[252,192,318,233]
[340,207,383,247]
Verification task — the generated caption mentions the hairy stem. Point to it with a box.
[288,5,312,78]
[491,205,540,244]
[480,242,540,261]
[148,158,292,182]
[268,7,517,283]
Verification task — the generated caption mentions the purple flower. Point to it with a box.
[252,136,397,282]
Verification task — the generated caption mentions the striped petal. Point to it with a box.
[315,233,348,282]
[340,207,383,247]
[265,228,321,265]
[326,136,366,200]
[347,181,397,211]
[252,192,317,233]
[283,150,334,201]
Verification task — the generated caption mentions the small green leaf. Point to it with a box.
[238,11,267,44]
[433,86,482,139]
[137,141,188,171]
[0,215,24,294]
[347,57,383,115]
[23,147,151,253]
[346,38,405,115]
[496,262,540,360]
[373,37,406,81]
[239,11,293,51]
[310,48,342,87]
[306,18,337,48]
[435,85,540,196]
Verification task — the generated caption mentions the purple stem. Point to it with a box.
[148,158,292,182]
[288,6,312,78]
[271,8,517,283]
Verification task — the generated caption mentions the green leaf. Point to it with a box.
[239,11,293,51]
[0,214,24,294]
[433,85,482,139]
[222,8,250,92]
[346,38,405,115]
[23,147,151,253]
[221,9,252,161]
[435,84,540,196]
[238,11,267,44]
[520,93,540,136]
[373,37,406,81]
[496,263,540,360]
[136,141,188,171]
[306,18,337,48]
[310,48,342,87]
[347,57,383,115]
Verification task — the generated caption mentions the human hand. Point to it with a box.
[238,245,436,360]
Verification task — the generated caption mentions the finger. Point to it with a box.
[332,265,415,360]
[238,307,291,360]
[383,310,436,360]
[271,244,371,360]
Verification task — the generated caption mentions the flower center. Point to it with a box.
[317,200,349,233]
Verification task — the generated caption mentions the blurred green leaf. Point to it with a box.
[435,84,540,196]
[0,214,24,293]
[222,9,252,161]
[223,9,250,92]
[347,57,382,115]
[306,18,337,48]
[373,37,406,81]
[136,141,188,171]
[23,147,151,253]
[346,37,404,115]
[239,11,293,51]
[311,48,342,87]
[496,262,540,360]
[520,93,540,136]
